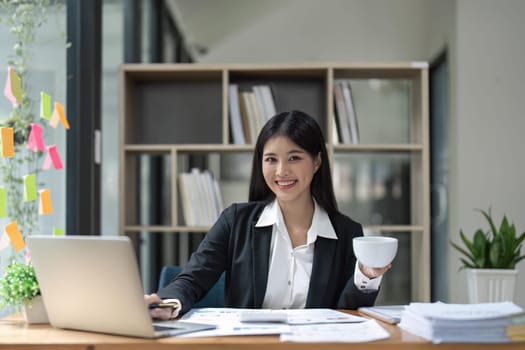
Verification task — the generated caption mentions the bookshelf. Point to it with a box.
[119,62,429,302]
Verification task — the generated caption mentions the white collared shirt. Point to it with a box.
[256,199,381,309]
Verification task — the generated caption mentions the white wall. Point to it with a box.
[450,0,525,306]
[179,0,525,307]
[193,0,430,62]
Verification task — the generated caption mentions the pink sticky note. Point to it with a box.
[42,145,63,170]
[27,123,45,152]
[3,67,17,106]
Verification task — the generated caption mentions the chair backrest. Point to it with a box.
[158,266,225,308]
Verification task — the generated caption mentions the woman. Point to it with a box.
[146,110,391,320]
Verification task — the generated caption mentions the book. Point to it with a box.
[358,305,405,324]
[228,84,246,144]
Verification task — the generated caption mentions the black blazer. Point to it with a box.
[157,202,378,313]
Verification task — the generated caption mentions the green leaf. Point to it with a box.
[478,208,498,238]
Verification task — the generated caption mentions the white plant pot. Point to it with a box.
[466,268,518,303]
[22,295,49,324]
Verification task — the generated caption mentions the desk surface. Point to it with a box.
[0,311,523,350]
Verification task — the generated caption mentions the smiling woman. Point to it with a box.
[145,110,393,318]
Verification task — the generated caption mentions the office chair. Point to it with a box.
[158,266,225,308]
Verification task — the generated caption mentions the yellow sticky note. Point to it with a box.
[38,189,53,215]
[5,221,25,252]
[40,91,52,120]
[0,187,5,218]
[9,67,22,105]
[23,173,37,202]
[0,127,14,157]
[52,227,64,236]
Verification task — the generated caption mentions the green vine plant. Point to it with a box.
[0,0,64,261]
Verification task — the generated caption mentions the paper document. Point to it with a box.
[179,308,366,338]
[280,319,390,342]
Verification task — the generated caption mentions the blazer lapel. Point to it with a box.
[251,225,272,307]
[306,237,336,307]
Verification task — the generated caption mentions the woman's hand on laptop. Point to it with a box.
[145,293,180,320]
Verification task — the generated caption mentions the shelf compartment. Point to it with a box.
[228,68,328,138]
[333,152,423,226]
[121,66,223,145]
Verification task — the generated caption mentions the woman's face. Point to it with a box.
[261,136,320,206]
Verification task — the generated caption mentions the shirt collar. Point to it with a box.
[255,199,338,242]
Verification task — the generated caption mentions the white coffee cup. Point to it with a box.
[353,236,398,268]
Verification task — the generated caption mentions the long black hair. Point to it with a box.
[248,110,339,216]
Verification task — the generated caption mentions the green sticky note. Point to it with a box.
[40,91,52,119]
[53,227,64,236]
[23,173,37,202]
[0,187,5,218]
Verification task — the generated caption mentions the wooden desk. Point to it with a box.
[0,312,523,350]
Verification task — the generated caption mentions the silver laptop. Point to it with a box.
[27,235,215,338]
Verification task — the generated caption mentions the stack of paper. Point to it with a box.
[507,313,525,341]
[398,301,524,343]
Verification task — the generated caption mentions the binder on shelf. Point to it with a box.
[178,173,196,226]
[333,81,351,144]
[240,92,258,144]
[178,168,225,227]
[341,80,359,144]
[252,85,269,124]
[228,84,246,145]
[238,92,252,144]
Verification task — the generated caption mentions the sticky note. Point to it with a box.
[38,189,53,215]
[42,144,63,170]
[23,173,37,202]
[0,187,5,218]
[9,67,22,105]
[49,102,70,129]
[40,91,52,119]
[27,123,45,152]
[5,221,25,252]
[0,231,11,251]
[0,127,14,157]
[52,227,64,236]
[2,66,22,106]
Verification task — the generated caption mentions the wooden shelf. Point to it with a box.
[119,62,430,303]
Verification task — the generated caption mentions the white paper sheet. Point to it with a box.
[280,320,390,342]
[178,308,367,338]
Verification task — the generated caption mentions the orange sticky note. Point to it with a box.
[49,102,69,129]
[27,123,45,152]
[0,187,5,218]
[38,189,53,215]
[5,221,25,252]
[1,127,14,157]
[42,144,63,170]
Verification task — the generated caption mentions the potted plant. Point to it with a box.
[451,208,525,303]
[0,261,48,323]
